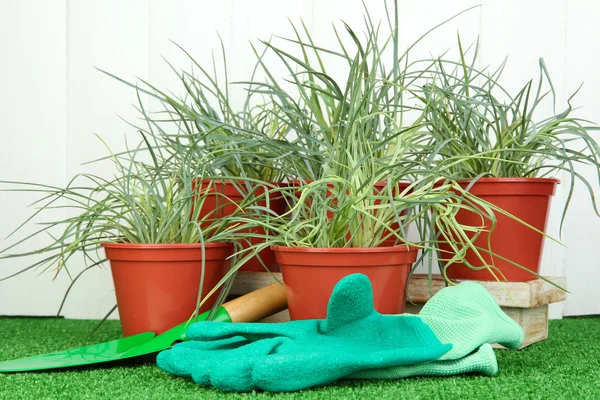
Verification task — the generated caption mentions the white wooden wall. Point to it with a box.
[0,0,598,319]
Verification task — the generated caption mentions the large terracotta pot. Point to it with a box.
[102,242,232,336]
[273,245,420,320]
[193,179,288,272]
[438,177,559,282]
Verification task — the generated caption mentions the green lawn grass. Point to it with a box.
[1,317,599,399]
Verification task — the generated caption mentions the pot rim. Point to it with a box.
[100,242,232,250]
[288,179,413,188]
[456,177,560,185]
[195,178,289,187]
[271,245,420,254]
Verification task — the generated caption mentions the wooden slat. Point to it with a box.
[407,275,567,308]
[496,306,549,349]
[261,309,291,323]
[231,272,567,308]
[230,272,283,296]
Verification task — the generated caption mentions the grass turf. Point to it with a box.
[0,317,599,399]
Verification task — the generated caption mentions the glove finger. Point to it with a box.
[185,320,313,342]
[321,273,375,333]
[156,336,248,377]
[252,343,450,392]
[192,337,290,392]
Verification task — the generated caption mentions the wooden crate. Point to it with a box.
[231,272,567,348]
[405,274,567,349]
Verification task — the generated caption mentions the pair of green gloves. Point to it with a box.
[157,274,524,392]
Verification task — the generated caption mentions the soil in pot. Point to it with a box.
[438,177,559,282]
[193,179,289,272]
[102,242,232,336]
[272,245,420,320]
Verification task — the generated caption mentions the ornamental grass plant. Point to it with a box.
[411,36,600,228]
[0,137,237,320]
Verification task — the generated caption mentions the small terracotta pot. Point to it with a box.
[102,242,232,336]
[438,177,559,282]
[193,179,288,272]
[273,245,419,320]
[290,179,412,246]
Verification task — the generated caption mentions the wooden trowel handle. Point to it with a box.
[222,282,288,323]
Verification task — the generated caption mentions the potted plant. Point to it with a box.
[215,18,501,321]
[413,38,600,282]
[99,46,297,273]
[222,171,497,320]
[243,14,438,246]
[0,141,233,337]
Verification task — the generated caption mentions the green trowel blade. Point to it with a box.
[0,306,231,373]
[0,331,155,372]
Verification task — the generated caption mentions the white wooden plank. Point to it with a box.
[2,0,599,320]
[310,0,390,91]
[149,1,313,109]
[397,0,481,277]
[561,0,600,316]
[148,1,232,98]
[0,0,70,316]
[398,0,481,61]
[479,0,567,95]
[61,0,151,320]
[227,0,313,110]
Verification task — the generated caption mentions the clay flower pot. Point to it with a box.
[193,179,288,272]
[438,177,559,282]
[102,242,232,336]
[272,245,419,320]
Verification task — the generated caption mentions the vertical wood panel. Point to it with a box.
[227,0,313,110]
[397,1,482,276]
[310,0,389,88]
[2,0,598,319]
[0,1,70,316]
[561,0,600,316]
[398,0,481,59]
[149,1,312,111]
[475,0,570,318]
[479,0,567,89]
[62,0,151,319]
[478,0,570,318]
[148,1,232,97]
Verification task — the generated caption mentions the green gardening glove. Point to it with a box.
[349,281,524,380]
[157,274,451,392]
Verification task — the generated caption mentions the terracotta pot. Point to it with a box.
[290,179,412,246]
[439,177,559,282]
[102,242,232,337]
[273,245,419,320]
[193,179,288,272]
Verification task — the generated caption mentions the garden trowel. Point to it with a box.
[0,282,287,372]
